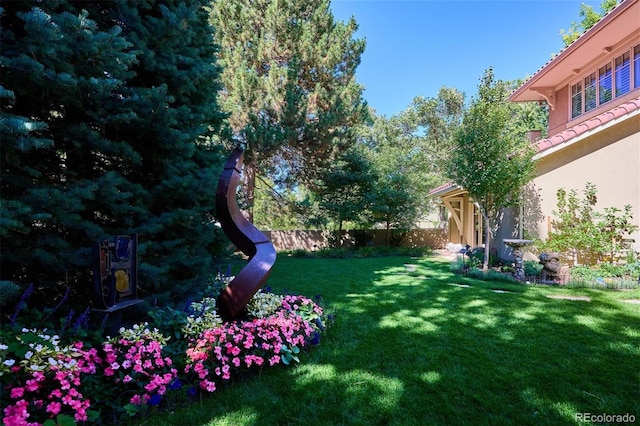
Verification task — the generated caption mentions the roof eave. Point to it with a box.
[509,0,638,103]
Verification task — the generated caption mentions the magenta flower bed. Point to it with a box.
[2,336,100,425]
[186,309,315,392]
[1,294,328,425]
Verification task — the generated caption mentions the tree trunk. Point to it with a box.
[483,214,491,271]
[243,163,256,224]
[386,215,391,247]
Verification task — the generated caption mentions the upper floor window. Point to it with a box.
[615,51,630,97]
[570,43,639,119]
[584,73,596,112]
[635,45,640,90]
[599,63,612,104]
[571,81,582,119]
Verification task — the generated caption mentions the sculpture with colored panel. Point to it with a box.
[91,234,141,311]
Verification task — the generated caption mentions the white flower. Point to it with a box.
[3,359,15,367]
[0,344,8,350]
[63,359,77,369]
[24,351,34,360]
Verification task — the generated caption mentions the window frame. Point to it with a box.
[569,43,640,120]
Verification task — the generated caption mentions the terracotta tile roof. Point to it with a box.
[429,95,640,197]
[428,182,458,196]
[509,0,629,101]
[534,96,640,154]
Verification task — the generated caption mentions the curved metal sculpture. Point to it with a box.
[216,148,277,320]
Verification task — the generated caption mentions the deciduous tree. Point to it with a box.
[447,68,536,269]
[560,0,618,47]
[355,88,464,245]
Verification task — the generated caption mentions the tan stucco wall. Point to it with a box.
[527,115,640,252]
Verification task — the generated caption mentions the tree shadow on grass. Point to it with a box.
[145,256,640,426]
[285,257,639,425]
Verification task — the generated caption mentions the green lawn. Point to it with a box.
[143,255,640,426]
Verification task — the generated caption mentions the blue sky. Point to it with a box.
[330,0,602,117]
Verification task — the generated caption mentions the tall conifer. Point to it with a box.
[209,0,368,220]
[1,1,226,303]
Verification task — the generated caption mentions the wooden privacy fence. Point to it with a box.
[262,229,447,252]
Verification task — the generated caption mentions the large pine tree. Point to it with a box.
[208,0,369,220]
[1,0,226,306]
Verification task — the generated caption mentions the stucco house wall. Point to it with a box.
[530,115,640,246]
[433,0,640,263]
[509,0,640,260]
[548,86,569,136]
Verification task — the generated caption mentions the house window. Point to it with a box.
[635,45,640,89]
[584,73,596,112]
[599,63,612,105]
[615,51,630,96]
[571,81,582,119]
[570,44,639,119]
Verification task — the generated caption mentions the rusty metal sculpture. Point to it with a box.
[216,148,277,319]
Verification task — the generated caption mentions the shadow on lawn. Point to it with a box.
[147,256,640,426]
[286,257,640,425]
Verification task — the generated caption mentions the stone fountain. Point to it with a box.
[502,239,533,280]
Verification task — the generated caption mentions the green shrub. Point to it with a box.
[449,258,466,273]
[290,249,308,258]
[523,260,543,277]
[352,230,375,248]
[540,183,637,265]
[290,246,432,259]
[0,281,21,308]
[570,262,640,280]
[466,268,518,283]
[622,261,640,279]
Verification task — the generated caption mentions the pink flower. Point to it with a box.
[10,387,24,398]
[46,401,62,415]
[130,394,142,405]
[269,355,280,366]
[200,379,216,392]
[25,379,39,392]
[32,371,45,382]
[221,365,231,380]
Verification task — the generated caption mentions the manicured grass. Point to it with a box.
[142,255,640,425]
